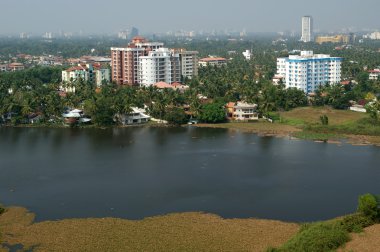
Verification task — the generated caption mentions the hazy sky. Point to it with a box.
[1,0,379,34]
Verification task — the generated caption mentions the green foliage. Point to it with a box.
[272,222,350,252]
[0,205,4,215]
[270,194,380,252]
[164,107,188,126]
[320,115,329,125]
[339,213,374,233]
[358,193,380,220]
[365,100,380,122]
[199,102,226,123]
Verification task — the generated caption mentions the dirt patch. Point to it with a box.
[0,207,299,252]
[339,224,380,252]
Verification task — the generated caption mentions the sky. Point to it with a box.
[0,0,379,34]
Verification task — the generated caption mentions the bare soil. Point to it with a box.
[339,224,380,252]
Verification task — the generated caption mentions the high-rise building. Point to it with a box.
[130,27,139,38]
[172,49,199,80]
[111,37,163,85]
[301,16,313,42]
[139,48,178,86]
[111,37,198,86]
[276,51,342,93]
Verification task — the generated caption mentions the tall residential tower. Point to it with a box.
[276,51,342,94]
[301,16,313,42]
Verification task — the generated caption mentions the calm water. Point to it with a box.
[0,127,379,222]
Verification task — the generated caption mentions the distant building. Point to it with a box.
[276,51,342,93]
[0,64,8,72]
[130,27,139,38]
[368,69,380,80]
[315,34,355,44]
[199,57,227,67]
[242,50,252,60]
[62,63,110,87]
[19,32,29,39]
[8,63,25,71]
[43,32,53,39]
[118,30,129,40]
[301,16,313,42]
[365,32,380,40]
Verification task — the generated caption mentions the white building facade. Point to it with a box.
[242,50,252,60]
[301,16,313,42]
[138,48,177,86]
[276,51,342,93]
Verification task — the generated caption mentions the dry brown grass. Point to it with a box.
[339,224,380,252]
[0,207,299,252]
[280,107,368,126]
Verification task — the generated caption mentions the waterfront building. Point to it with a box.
[301,16,313,42]
[226,102,259,121]
[276,51,342,93]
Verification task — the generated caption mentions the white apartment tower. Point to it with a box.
[276,51,342,94]
[301,16,313,42]
[139,48,180,86]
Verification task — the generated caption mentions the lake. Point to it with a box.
[0,126,379,222]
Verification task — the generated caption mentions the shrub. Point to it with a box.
[164,107,188,126]
[320,115,329,125]
[272,222,350,252]
[358,193,379,220]
[339,213,374,233]
[0,205,5,215]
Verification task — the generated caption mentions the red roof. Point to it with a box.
[154,82,172,89]
[368,69,380,73]
[171,82,183,87]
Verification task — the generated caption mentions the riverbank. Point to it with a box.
[195,107,380,146]
[0,206,299,252]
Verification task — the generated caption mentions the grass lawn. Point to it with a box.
[279,107,368,126]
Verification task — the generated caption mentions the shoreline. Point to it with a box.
[2,120,380,146]
[194,121,380,147]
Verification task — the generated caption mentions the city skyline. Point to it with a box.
[0,0,379,35]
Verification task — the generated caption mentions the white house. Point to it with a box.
[116,107,150,125]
